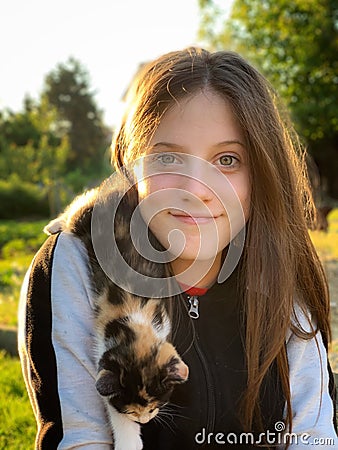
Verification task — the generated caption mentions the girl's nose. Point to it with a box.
[180,175,214,203]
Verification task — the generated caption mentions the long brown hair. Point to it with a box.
[111,47,331,435]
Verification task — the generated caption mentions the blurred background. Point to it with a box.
[0,1,337,447]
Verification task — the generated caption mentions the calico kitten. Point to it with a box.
[45,176,189,450]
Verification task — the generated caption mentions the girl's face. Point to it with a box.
[135,90,251,278]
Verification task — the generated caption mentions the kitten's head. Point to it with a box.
[96,345,188,424]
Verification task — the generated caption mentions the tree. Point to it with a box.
[43,57,110,172]
[198,0,338,199]
[0,98,69,216]
[0,97,68,183]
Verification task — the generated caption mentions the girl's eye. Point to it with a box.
[219,155,236,166]
[216,154,239,168]
[155,153,179,165]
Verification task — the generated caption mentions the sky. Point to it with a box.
[0,0,233,127]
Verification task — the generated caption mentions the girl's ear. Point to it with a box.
[162,357,189,386]
[95,368,122,397]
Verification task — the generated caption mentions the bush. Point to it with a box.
[0,220,47,250]
[63,167,111,194]
[0,177,49,219]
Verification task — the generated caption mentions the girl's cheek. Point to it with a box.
[139,175,179,199]
[136,179,149,199]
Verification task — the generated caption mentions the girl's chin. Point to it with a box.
[170,249,224,268]
[170,251,223,286]
[158,238,228,264]
[173,252,219,262]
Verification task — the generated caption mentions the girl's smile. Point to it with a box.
[169,211,221,225]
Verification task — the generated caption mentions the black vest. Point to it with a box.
[142,264,286,449]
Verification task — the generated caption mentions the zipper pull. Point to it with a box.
[188,296,199,319]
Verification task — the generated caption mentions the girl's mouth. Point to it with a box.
[169,212,219,225]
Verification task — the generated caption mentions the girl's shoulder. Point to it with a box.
[33,229,91,278]
[31,228,90,277]
[40,185,99,275]
[19,229,97,331]
[44,187,98,238]
[286,302,314,343]
[51,230,90,267]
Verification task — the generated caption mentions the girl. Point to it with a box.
[18,47,337,449]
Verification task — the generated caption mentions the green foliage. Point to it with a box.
[0,137,69,187]
[227,0,337,138]
[2,237,45,259]
[0,98,70,185]
[198,0,232,48]
[0,351,35,449]
[0,177,50,220]
[0,219,46,251]
[198,0,338,198]
[0,107,40,148]
[0,58,112,219]
[0,96,72,217]
[44,57,110,172]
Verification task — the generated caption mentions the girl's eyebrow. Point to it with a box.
[148,142,182,151]
[214,140,246,149]
[149,140,246,151]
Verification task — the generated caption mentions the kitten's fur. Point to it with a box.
[45,177,189,450]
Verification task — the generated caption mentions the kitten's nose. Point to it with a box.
[138,415,150,424]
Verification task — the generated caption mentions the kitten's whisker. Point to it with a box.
[160,405,190,421]
[165,402,186,410]
[160,409,190,422]
[158,406,190,423]
[170,405,186,410]
[161,411,190,421]
[153,413,176,433]
[158,411,174,421]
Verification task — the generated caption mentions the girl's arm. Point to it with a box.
[18,232,113,450]
[283,308,337,449]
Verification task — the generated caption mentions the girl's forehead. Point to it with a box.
[148,90,244,149]
[158,89,228,119]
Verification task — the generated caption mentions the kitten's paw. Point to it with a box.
[114,433,143,450]
[134,433,143,450]
[111,416,143,450]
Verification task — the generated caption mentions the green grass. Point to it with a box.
[0,351,35,450]
[0,255,36,327]
[0,220,47,254]
[0,219,48,327]
[0,220,43,447]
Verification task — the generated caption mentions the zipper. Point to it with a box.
[187,295,199,319]
[193,332,216,432]
[185,294,216,432]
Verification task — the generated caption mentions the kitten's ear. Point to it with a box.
[95,369,121,397]
[162,357,189,387]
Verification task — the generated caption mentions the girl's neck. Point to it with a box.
[171,253,222,289]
